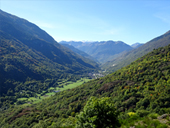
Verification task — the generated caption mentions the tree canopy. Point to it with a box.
[75,96,120,128]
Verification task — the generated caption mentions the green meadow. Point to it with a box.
[15,78,91,106]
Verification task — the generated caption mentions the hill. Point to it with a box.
[60,40,133,63]
[60,43,98,63]
[0,9,98,69]
[1,43,170,127]
[102,30,170,73]
[0,10,99,108]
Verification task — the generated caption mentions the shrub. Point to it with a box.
[75,96,120,128]
[128,112,136,117]
[156,123,168,128]
[148,113,159,119]
[136,110,150,117]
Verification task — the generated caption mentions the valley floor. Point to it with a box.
[15,78,90,106]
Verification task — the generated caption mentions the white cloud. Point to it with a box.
[145,1,170,25]
[31,20,69,31]
[94,27,125,36]
[154,13,170,25]
[30,20,55,29]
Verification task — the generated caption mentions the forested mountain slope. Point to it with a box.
[2,43,170,127]
[0,10,99,108]
[61,43,98,63]
[0,9,98,69]
[102,30,170,73]
[0,9,56,45]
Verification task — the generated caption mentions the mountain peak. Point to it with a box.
[0,9,56,44]
[131,43,143,48]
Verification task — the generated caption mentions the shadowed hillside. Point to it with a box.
[102,30,170,73]
[2,42,170,127]
[0,10,99,109]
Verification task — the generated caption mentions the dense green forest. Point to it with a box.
[1,9,170,128]
[0,31,84,108]
[1,43,170,127]
[0,9,99,110]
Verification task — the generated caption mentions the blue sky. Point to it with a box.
[1,0,170,45]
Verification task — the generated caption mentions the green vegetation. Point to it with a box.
[2,10,170,128]
[102,30,170,73]
[75,96,120,128]
[119,112,169,128]
[55,78,90,91]
[14,78,90,106]
[0,9,99,109]
[1,43,170,127]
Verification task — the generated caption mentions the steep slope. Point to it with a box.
[0,9,56,44]
[0,10,98,69]
[2,43,170,127]
[103,30,170,73]
[60,40,133,63]
[0,10,99,108]
[0,31,65,95]
[61,43,98,62]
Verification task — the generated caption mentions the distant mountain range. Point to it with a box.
[131,43,143,48]
[61,43,98,62]
[60,40,133,63]
[0,10,98,102]
[102,30,170,73]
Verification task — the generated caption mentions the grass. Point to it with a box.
[55,78,90,91]
[15,78,91,106]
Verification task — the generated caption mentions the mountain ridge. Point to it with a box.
[61,43,98,63]
[102,30,170,73]
[0,9,56,44]
[60,40,133,63]
[0,10,99,108]
[0,9,98,70]
[2,40,170,127]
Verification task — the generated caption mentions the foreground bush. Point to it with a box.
[75,96,120,128]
